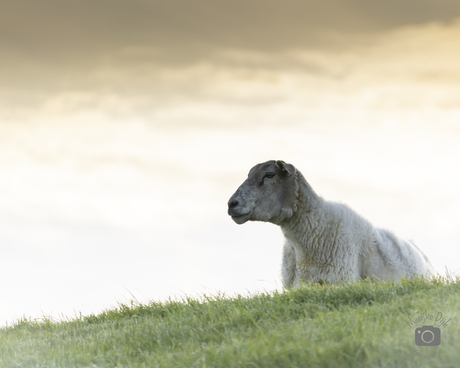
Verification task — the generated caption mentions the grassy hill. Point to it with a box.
[1,276,459,368]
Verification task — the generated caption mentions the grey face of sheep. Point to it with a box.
[228,160,297,225]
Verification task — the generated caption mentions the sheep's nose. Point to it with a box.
[228,199,239,209]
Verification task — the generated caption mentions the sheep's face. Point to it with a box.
[228,160,297,225]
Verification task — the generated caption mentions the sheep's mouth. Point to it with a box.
[231,212,251,224]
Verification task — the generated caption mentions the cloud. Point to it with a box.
[2,0,460,66]
[2,1,460,129]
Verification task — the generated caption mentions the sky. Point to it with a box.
[1,1,460,327]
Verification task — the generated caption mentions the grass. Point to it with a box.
[1,276,459,368]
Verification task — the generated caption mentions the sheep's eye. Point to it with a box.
[261,173,275,184]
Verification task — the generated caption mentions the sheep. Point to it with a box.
[227,160,435,287]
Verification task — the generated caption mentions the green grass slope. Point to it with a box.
[1,277,459,368]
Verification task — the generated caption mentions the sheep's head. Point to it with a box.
[227,160,298,225]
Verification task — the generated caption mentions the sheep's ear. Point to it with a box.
[276,160,292,177]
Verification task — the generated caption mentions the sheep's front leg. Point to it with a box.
[281,242,296,288]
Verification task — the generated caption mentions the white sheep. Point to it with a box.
[227,160,435,286]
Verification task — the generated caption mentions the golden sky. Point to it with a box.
[1,1,460,326]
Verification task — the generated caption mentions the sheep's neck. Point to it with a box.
[280,177,327,252]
